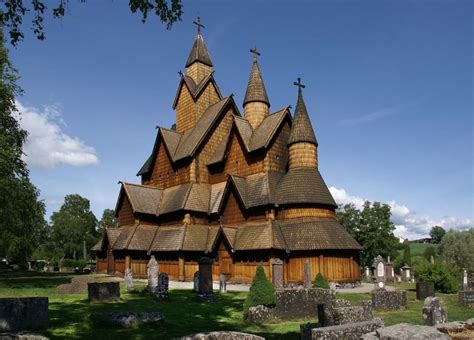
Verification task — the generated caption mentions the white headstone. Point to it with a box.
[391,268,394,277]
[124,268,134,292]
[147,255,159,292]
[377,262,385,277]
[463,270,468,288]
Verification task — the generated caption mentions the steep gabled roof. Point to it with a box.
[148,224,219,252]
[243,60,270,107]
[231,221,287,251]
[91,228,122,251]
[119,182,163,215]
[275,168,337,207]
[288,88,318,146]
[249,107,290,151]
[172,73,223,109]
[186,33,213,67]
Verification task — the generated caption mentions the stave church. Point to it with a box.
[92,19,362,284]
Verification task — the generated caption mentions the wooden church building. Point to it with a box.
[93,20,362,284]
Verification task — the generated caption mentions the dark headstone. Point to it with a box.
[422,297,447,326]
[87,282,120,302]
[0,297,48,332]
[155,273,169,300]
[458,290,474,307]
[303,261,312,288]
[193,271,199,292]
[198,257,213,296]
[272,258,283,289]
[416,281,435,300]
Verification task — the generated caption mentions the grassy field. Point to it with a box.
[398,242,437,258]
[1,270,472,339]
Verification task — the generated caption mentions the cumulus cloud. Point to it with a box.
[329,186,473,240]
[14,101,98,168]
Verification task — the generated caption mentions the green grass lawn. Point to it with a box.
[0,270,472,339]
[397,242,437,258]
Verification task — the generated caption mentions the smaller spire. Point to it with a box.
[185,17,213,68]
[288,78,318,146]
[243,45,270,107]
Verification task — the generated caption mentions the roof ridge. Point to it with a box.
[124,224,139,250]
[185,33,213,68]
[243,59,270,107]
[288,89,318,146]
[121,181,162,190]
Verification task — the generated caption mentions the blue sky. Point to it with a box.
[9,0,472,239]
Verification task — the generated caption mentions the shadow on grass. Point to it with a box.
[0,269,76,290]
[41,290,299,339]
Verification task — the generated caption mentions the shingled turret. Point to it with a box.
[186,17,213,83]
[243,46,270,129]
[288,78,318,169]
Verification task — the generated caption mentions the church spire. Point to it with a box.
[243,46,270,129]
[185,17,213,83]
[288,78,319,169]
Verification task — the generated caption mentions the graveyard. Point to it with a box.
[0,267,473,339]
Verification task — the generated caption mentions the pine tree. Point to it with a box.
[243,266,275,317]
[403,243,412,266]
[312,272,330,289]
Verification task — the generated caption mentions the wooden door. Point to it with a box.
[107,247,115,275]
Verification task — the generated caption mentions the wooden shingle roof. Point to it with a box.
[288,88,317,146]
[172,73,223,109]
[243,60,270,107]
[186,33,213,67]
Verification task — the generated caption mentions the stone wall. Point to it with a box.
[458,290,474,307]
[0,298,48,332]
[87,282,120,302]
[306,318,384,340]
[371,289,407,311]
[182,331,264,340]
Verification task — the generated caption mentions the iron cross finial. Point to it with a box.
[294,78,305,94]
[178,70,183,77]
[193,16,205,34]
[250,45,260,62]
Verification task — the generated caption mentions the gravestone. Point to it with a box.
[198,257,213,296]
[373,255,385,289]
[303,261,312,288]
[155,273,169,300]
[463,270,468,290]
[371,290,407,310]
[88,282,120,302]
[272,258,283,289]
[193,271,199,292]
[147,255,159,292]
[401,265,411,282]
[124,268,134,292]
[364,267,371,280]
[385,256,394,282]
[219,274,227,293]
[0,297,48,331]
[430,255,435,264]
[416,281,435,300]
[422,297,447,326]
[458,290,474,307]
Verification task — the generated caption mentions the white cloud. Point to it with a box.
[329,186,473,240]
[14,101,98,168]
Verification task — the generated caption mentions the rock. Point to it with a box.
[371,289,407,311]
[310,318,384,340]
[87,282,120,302]
[0,333,49,340]
[0,298,48,332]
[374,323,450,339]
[246,305,275,323]
[181,331,264,340]
[272,258,284,289]
[124,268,134,292]
[95,312,164,328]
[147,256,159,292]
[422,297,447,326]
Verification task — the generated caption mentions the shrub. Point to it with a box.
[60,259,87,269]
[423,246,436,261]
[312,272,330,289]
[415,260,459,293]
[243,266,275,318]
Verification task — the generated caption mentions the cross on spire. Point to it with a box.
[193,16,205,34]
[294,77,305,94]
[250,45,260,62]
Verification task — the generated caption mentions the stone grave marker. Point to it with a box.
[385,256,394,282]
[458,290,474,307]
[373,255,385,289]
[88,282,120,302]
[364,267,370,280]
[193,271,199,292]
[147,255,159,292]
[303,261,312,288]
[124,268,134,292]
[0,297,48,331]
[430,255,435,264]
[422,297,447,326]
[416,281,435,300]
[272,258,283,289]
[155,272,169,300]
[401,265,411,282]
[463,270,468,290]
[198,257,213,296]
[219,274,227,293]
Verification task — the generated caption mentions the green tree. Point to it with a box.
[415,259,459,293]
[438,229,474,272]
[312,272,329,289]
[402,242,412,266]
[50,194,98,260]
[429,225,446,244]
[337,201,399,267]
[0,0,183,46]
[0,25,46,266]
[423,245,436,261]
[243,266,275,318]
[98,208,117,235]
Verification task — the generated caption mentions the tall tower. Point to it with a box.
[243,46,270,129]
[288,78,318,169]
[185,17,213,83]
